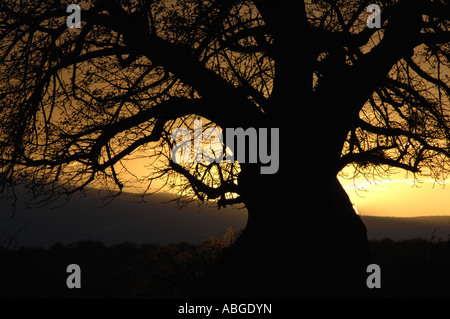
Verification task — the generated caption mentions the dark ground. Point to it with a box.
[1,236,450,299]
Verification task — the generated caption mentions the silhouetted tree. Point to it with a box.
[0,0,449,297]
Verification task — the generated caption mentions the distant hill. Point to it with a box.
[361,215,450,242]
[2,186,450,248]
[0,190,247,249]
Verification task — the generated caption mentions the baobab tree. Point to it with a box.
[0,0,449,297]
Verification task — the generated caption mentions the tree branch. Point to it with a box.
[84,5,264,128]
[169,161,239,203]
[339,152,420,173]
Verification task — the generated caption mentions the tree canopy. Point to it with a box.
[0,0,449,208]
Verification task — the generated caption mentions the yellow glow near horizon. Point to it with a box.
[339,172,450,217]
[118,150,450,218]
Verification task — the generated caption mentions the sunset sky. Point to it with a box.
[122,153,450,218]
[3,164,450,249]
[339,172,450,217]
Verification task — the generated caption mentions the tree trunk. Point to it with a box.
[195,167,372,298]
[192,6,374,296]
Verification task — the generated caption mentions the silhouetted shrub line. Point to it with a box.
[2,235,450,298]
